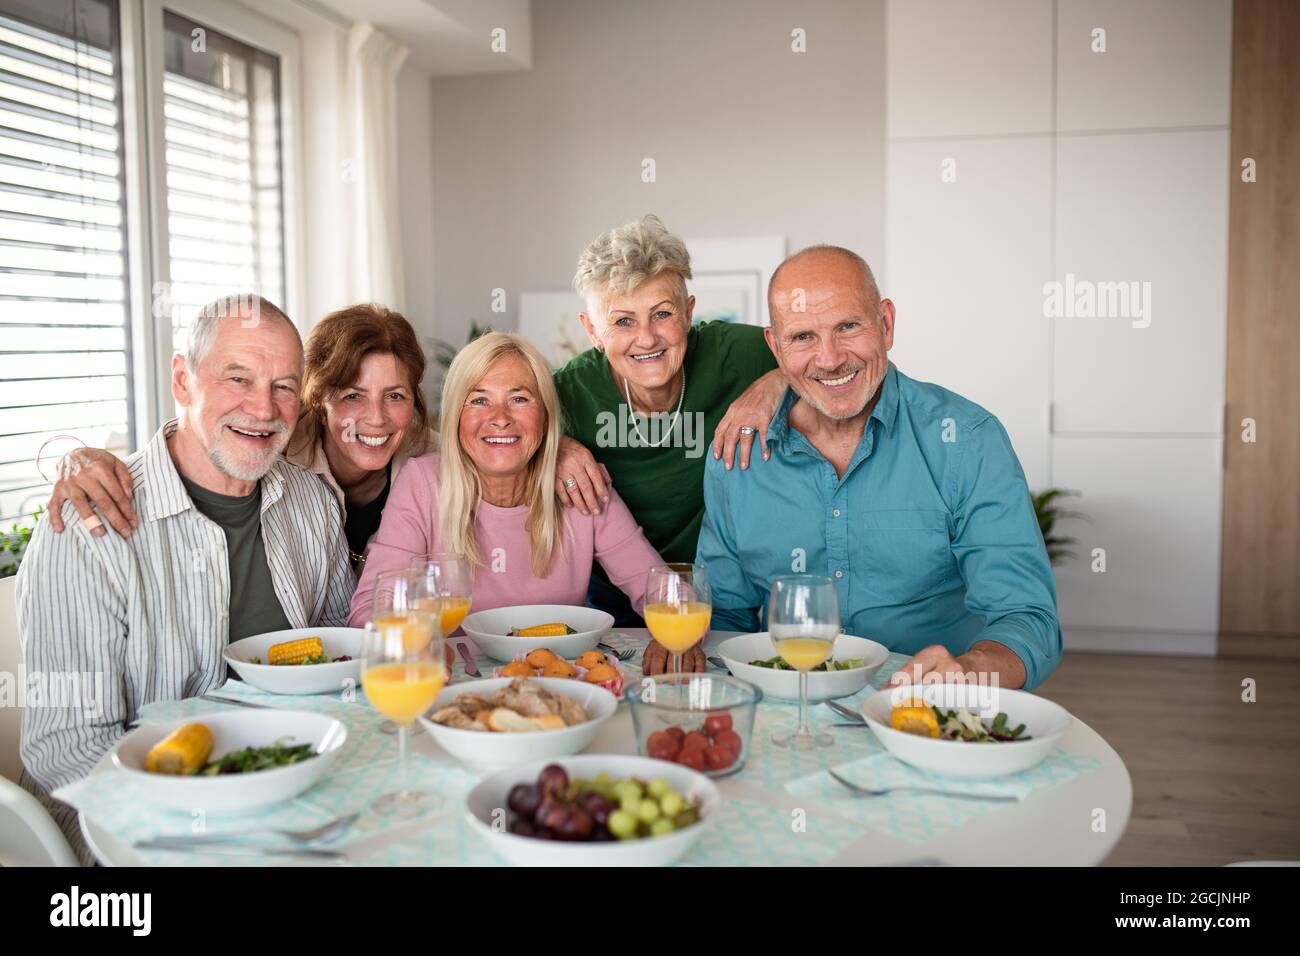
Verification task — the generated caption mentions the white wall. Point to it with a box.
[426,0,887,348]
[884,0,1232,654]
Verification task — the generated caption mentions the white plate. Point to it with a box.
[859,686,1072,778]
[461,605,613,662]
[717,632,890,701]
[420,677,618,769]
[224,627,364,695]
[110,709,346,811]
[465,754,719,867]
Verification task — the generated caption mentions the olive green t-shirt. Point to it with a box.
[181,475,293,642]
[552,320,778,566]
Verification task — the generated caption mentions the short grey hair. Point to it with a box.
[768,244,881,312]
[573,214,693,314]
[184,293,299,369]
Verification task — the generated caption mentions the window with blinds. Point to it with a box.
[0,0,131,528]
[161,11,284,360]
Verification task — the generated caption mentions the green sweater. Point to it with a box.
[552,321,778,566]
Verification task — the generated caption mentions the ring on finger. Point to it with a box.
[738,426,757,436]
[563,477,578,489]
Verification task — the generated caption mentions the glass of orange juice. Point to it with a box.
[644,563,711,697]
[768,575,840,750]
[372,568,443,736]
[361,600,446,817]
[409,553,473,640]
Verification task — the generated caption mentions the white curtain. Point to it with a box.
[346,23,409,311]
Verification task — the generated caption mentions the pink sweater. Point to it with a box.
[348,452,663,628]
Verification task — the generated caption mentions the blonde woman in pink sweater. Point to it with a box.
[350,332,663,628]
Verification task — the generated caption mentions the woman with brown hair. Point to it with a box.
[46,302,436,574]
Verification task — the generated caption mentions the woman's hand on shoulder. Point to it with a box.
[555,435,611,516]
[712,369,786,470]
[46,447,137,538]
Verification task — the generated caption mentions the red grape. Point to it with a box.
[507,783,541,818]
[537,763,569,798]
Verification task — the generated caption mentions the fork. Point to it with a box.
[132,812,359,848]
[597,642,636,662]
[827,769,1018,803]
[824,700,865,722]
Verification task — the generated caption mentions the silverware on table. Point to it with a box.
[824,699,865,722]
[133,841,347,860]
[455,642,480,678]
[131,813,358,849]
[827,768,1018,803]
[707,656,730,671]
[597,642,636,662]
[200,693,271,709]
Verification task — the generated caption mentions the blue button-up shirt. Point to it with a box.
[696,365,1062,688]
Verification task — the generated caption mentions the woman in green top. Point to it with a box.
[551,215,789,653]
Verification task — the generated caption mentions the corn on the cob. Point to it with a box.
[508,623,576,637]
[889,702,940,738]
[268,636,323,665]
[145,722,214,775]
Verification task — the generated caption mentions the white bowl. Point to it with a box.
[859,686,1072,778]
[461,605,613,662]
[111,709,347,811]
[420,677,618,769]
[717,632,889,702]
[465,754,719,867]
[224,627,364,695]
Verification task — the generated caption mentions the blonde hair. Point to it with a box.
[573,214,692,317]
[437,332,566,577]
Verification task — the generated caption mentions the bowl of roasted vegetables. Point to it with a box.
[716,632,889,702]
[224,627,365,695]
[111,710,347,810]
[461,605,614,662]
[859,685,1072,778]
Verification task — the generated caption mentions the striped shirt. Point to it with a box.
[16,423,354,859]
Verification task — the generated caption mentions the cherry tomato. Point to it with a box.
[665,725,686,743]
[704,712,733,737]
[704,744,734,770]
[681,731,710,752]
[646,730,680,761]
[676,748,707,771]
[714,729,743,756]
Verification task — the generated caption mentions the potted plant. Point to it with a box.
[1031,489,1083,566]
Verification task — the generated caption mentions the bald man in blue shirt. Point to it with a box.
[697,245,1062,690]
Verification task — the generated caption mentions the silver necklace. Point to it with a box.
[623,368,686,448]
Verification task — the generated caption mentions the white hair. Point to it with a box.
[184,293,299,369]
[573,214,692,314]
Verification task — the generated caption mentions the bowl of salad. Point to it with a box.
[716,632,890,702]
[859,685,1072,778]
[111,709,347,811]
[225,627,365,695]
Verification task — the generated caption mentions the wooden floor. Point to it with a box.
[1036,652,1300,866]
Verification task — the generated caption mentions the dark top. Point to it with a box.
[344,464,392,565]
[180,475,293,642]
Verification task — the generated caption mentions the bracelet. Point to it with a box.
[35,434,88,484]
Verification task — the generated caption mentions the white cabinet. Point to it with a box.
[1052,436,1222,646]
[886,0,1054,138]
[1056,0,1232,132]
[1052,130,1229,435]
[885,136,1053,489]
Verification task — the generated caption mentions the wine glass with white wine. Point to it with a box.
[768,575,840,749]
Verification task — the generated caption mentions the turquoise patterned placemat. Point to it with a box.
[679,796,866,866]
[785,748,1102,844]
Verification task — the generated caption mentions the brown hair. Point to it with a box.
[295,303,428,454]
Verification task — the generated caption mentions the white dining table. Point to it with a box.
[80,629,1132,866]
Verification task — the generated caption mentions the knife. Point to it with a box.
[134,840,346,860]
[455,642,480,678]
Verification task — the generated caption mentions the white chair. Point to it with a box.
[0,774,79,866]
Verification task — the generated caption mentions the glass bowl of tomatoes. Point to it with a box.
[625,673,762,777]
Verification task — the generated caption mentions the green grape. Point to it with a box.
[646,777,670,799]
[607,810,638,839]
[674,809,698,828]
[637,798,662,823]
[650,818,675,837]
[660,791,685,818]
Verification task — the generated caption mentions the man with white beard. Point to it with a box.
[17,294,353,859]
[697,247,1062,691]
